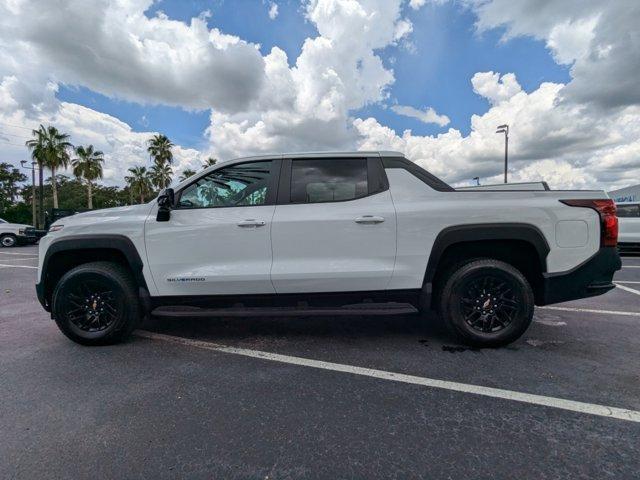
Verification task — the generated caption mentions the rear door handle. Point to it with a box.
[355,215,385,224]
[237,219,266,228]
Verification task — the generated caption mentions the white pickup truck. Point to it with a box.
[36,152,621,347]
[0,218,38,247]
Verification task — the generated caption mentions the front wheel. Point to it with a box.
[52,262,140,346]
[1,234,17,247]
[438,259,534,347]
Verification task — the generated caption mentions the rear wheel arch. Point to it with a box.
[425,224,550,306]
[41,235,147,310]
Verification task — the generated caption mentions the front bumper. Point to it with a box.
[540,247,622,305]
[16,234,38,245]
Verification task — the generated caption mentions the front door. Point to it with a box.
[270,157,397,293]
[145,160,279,296]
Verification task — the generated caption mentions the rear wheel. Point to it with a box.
[1,234,17,247]
[52,262,140,345]
[438,259,534,347]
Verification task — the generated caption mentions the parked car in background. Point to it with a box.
[0,218,39,247]
[616,203,640,254]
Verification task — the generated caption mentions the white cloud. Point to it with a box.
[470,0,640,109]
[355,72,640,190]
[391,105,450,126]
[268,2,279,20]
[0,0,266,112]
[471,72,522,105]
[205,0,415,159]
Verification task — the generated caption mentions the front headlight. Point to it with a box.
[18,228,26,235]
[48,224,64,233]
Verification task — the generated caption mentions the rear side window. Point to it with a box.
[290,159,368,203]
[617,204,640,217]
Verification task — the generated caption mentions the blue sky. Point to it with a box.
[57,0,570,147]
[5,0,636,189]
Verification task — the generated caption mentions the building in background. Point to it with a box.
[608,184,640,204]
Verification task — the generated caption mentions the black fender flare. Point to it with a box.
[423,223,550,286]
[38,234,148,311]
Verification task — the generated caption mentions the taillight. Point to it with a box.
[560,199,618,247]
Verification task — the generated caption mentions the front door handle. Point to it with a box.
[355,215,385,224]
[237,219,266,228]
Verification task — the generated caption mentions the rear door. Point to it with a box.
[145,159,279,296]
[270,156,397,293]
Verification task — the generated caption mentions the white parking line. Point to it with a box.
[0,264,37,269]
[616,281,640,284]
[614,283,640,296]
[539,306,640,317]
[622,266,640,269]
[0,257,38,262]
[0,252,38,256]
[136,330,640,423]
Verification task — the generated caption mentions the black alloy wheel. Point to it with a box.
[438,258,534,347]
[52,262,140,345]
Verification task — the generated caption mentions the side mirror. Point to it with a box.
[156,188,175,222]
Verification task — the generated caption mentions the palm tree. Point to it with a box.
[127,166,152,204]
[179,168,197,182]
[25,124,72,209]
[202,157,217,170]
[71,145,104,209]
[149,161,173,190]
[123,174,135,205]
[147,134,174,166]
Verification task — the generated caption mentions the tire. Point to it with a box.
[438,258,534,347]
[52,261,141,346]
[1,234,17,248]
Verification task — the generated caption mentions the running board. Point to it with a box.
[152,302,418,318]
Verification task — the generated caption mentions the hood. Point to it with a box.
[53,203,154,228]
[2,223,33,229]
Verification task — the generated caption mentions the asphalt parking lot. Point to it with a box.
[1,245,639,479]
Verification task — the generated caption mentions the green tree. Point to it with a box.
[72,145,104,209]
[147,134,174,166]
[149,161,173,190]
[127,166,152,204]
[0,162,27,210]
[25,124,72,209]
[179,168,197,182]
[202,157,217,170]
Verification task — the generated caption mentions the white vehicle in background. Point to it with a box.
[616,203,640,254]
[0,218,38,247]
[35,151,621,348]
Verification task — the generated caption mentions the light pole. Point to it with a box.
[496,124,509,183]
[20,160,38,228]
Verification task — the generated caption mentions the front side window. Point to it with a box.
[178,161,272,209]
[290,159,368,203]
